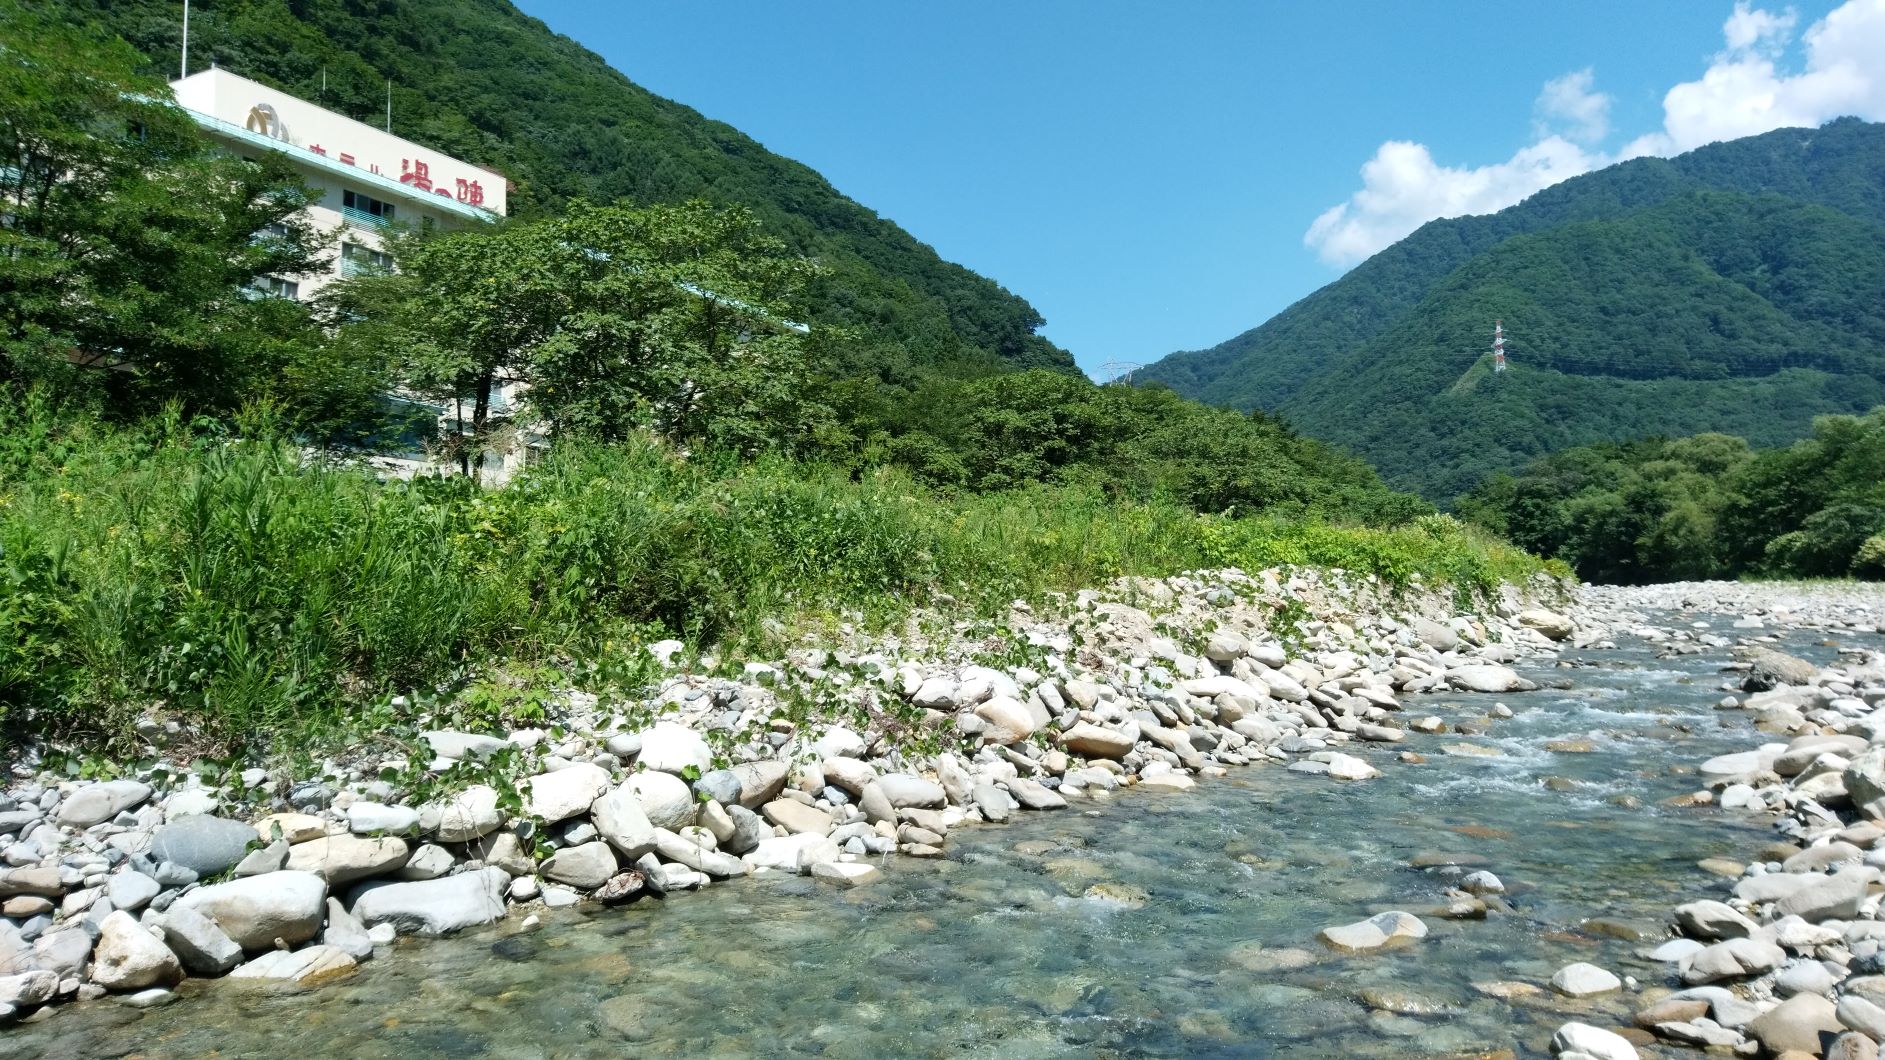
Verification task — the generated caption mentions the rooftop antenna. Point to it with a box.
[180,0,190,79]
[1098,360,1144,385]
[385,79,392,133]
[1493,320,1507,373]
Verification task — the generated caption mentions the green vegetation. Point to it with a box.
[59,0,1072,382]
[1458,410,1885,584]
[0,4,1555,755]
[1140,119,1885,499]
[0,397,1546,746]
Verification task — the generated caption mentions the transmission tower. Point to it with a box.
[1098,360,1144,385]
[1492,320,1507,373]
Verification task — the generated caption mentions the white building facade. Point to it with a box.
[170,68,506,299]
[170,68,537,479]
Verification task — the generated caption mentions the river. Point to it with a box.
[4,621,1863,1058]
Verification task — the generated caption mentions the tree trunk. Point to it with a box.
[470,372,493,487]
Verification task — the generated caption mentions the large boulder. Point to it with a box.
[285,835,411,885]
[1736,646,1821,691]
[876,774,946,809]
[1060,723,1133,760]
[1680,937,1786,984]
[1747,991,1841,1055]
[1674,899,1757,940]
[171,871,328,951]
[428,785,503,842]
[1773,868,1873,922]
[158,904,243,976]
[56,780,154,827]
[149,816,259,877]
[228,945,357,984]
[650,829,748,878]
[1518,609,1574,640]
[1550,962,1621,997]
[1445,665,1527,694]
[542,842,618,890]
[591,785,660,860]
[821,757,877,798]
[973,696,1036,745]
[91,911,182,991]
[634,721,713,775]
[522,763,612,823]
[1846,748,1885,820]
[729,762,788,810]
[349,867,508,936]
[761,800,834,836]
[0,970,57,1008]
[628,771,696,832]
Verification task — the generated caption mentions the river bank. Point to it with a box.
[1551,581,1885,1059]
[4,573,1885,1057]
[0,565,1578,1021]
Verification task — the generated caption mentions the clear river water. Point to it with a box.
[4,624,1869,1059]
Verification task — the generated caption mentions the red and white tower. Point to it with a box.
[1493,320,1506,373]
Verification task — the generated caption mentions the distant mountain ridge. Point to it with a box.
[1139,118,1885,498]
[65,0,1072,381]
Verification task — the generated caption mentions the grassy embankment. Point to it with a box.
[0,397,1556,754]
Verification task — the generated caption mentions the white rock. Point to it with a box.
[522,763,612,823]
[349,867,509,936]
[228,945,357,983]
[1549,962,1621,997]
[1549,1021,1638,1060]
[634,721,713,776]
[973,696,1036,744]
[628,771,696,832]
[430,785,503,843]
[346,802,421,836]
[171,871,328,951]
[91,911,181,991]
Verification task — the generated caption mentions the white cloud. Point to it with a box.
[1534,68,1612,145]
[1304,137,1599,267]
[1722,1,1796,54]
[1305,0,1885,268]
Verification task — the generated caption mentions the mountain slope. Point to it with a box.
[1139,119,1885,497]
[1284,190,1885,497]
[65,0,1071,380]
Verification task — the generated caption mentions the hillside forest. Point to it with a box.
[1457,411,1885,585]
[1,4,1539,747]
[1139,119,1885,500]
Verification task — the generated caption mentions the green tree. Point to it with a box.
[349,200,832,476]
[0,1,333,415]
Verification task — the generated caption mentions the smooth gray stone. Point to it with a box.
[149,816,259,877]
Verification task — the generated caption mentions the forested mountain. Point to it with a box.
[1139,119,1885,498]
[63,0,1072,381]
[1458,411,1885,584]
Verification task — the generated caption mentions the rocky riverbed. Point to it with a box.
[3,571,1884,1057]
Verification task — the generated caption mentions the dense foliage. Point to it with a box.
[0,7,1527,749]
[1,4,347,422]
[0,395,1545,744]
[57,0,1072,382]
[1140,119,1885,499]
[1457,410,1885,584]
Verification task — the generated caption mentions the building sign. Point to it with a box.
[244,102,285,140]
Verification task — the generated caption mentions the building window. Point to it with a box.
[341,189,395,230]
[251,222,292,247]
[340,241,395,278]
[243,276,300,300]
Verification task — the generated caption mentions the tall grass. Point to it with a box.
[0,397,1555,747]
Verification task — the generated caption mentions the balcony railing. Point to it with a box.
[341,205,391,231]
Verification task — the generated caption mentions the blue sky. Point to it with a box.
[515,1,1874,376]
